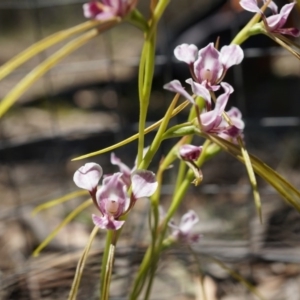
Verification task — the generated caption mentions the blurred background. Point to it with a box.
[0,0,300,299]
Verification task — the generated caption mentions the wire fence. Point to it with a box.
[1,0,300,299]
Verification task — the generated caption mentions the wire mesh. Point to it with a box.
[1,0,300,299]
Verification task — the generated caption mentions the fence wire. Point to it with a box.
[1,1,300,299]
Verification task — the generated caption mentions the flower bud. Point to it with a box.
[179,144,202,161]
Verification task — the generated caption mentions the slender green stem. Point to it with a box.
[126,9,149,32]
[137,33,156,166]
[100,230,113,299]
[0,18,120,81]
[139,93,179,170]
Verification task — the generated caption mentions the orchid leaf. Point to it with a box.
[32,199,92,257]
[0,22,118,118]
[207,134,300,212]
[71,100,189,161]
[68,225,99,300]
[0,19,119,81]
[32,190,88,215]
[238,137,262,222]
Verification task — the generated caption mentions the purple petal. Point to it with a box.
[83,2,101,18]
[215,82,234,115]
[179,144,202,161]
[194,43,223,85]
[131,170,158,199]
[220,45,244,69]
[92,214,125,230]
[163,80,196,104]
[94,10,116,20]
[96,172,128,217]
[264,0,278,14]
[227,106,242,119]
[179,210,199,234]
[277,27,300,37]
[267,3,295,30]
[111,153,132,186]
[239,0,260,13]
[174,44,198,64]
[185,78,211,105]
[200,110,221,132]
[73,163,103,192]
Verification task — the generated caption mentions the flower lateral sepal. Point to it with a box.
[92,214,125,230]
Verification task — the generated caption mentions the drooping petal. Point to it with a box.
[267,3,295,30]
[185,78,211,105]
[92,214,125,230]
[179,144,202,161]
[131,170,158,199]
[174,44,198,64]
[200,110,221,132]
[239,0,260,13]
[215,82,234,114]
[220,45,244,69]
[73,163,103,192]
[163,80,196,104]
[194,43,223,85]
[199,82,233,133]
[263,0,278,14]
[111,153,132,186]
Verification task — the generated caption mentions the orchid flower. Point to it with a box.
[83,0,136,20]
[218,106,245,142]
[110,147,149,187]
[178,144,203,186]
[170,42,244,92]
[240,0,300,37]
[197,82,234,133]
[169,210,202,244]
[179,144,203,161]
[74,163,158,230]
[93,170,157,230]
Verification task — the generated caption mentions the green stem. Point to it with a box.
[100,230,113,299]
[126,9,149,32]
[137,32,156,166]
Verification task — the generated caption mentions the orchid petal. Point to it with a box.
[131,170,158,199]
[185,78,211,105]
[111,153,132,186]
[267,3,295,30]
[264,0,278,14]
[220,45,244,69]
[179,210,199,234]
[96,172,128,217]
[179,144,202,161]
[194,43,223,85]
[239,0,260,13]
[163,80,196,104]
[92,214,125,230]
[73,163,103,192]
[174,44,198,64]
[216,82,234,114]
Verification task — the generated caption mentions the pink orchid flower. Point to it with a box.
[83,0,136,20]
[179,144,203,161]
[73,163,157,230]
[169,210,202,244]
[170,42,243,92]
[240,0,300,37]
